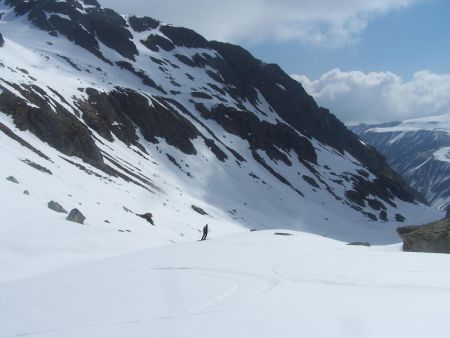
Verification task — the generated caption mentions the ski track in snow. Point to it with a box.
[2,231,450,338]
[4,266,281,338]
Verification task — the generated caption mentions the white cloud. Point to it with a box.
[293,69,450,124]
[100,0,420,46]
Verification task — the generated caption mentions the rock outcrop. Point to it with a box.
[347,242,371,247]
[66,208,86,224]
[137,213,154,225]
[397,218,450,254]
[48,201,67,214]
[6,176,19,184]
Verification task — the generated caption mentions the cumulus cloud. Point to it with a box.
[292,70,450,124]
[100,0,420,46]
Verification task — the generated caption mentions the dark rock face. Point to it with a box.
[48,201,67,214]
[128,15,159,32]
[199,104,317,165]
[82,89,199,155]
[5,0,138,61]
[0,85,104,167]
[159,25,209,49]
[115,61,165,93]
[0,32,4,47]
[397,218,450,254]
[141,34,174,52]
[66,208,86,224]
[446,207,450,219]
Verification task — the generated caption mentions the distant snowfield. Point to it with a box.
[368,114,450,134]
[353,114,450,210]
[1,230,450,338]
[368,114,450,164]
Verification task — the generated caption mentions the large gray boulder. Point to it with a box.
[397,218,450,254]
[6,176,19,184]
[66,208,86,224]
[48,201,67,214]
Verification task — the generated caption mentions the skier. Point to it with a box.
[201,224,209,241]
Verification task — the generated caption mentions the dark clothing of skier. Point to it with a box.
[201,224,209,241]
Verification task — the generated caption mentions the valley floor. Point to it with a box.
[1,230,449,338]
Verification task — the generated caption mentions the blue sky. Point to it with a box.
[248,0,450,79]
[105,0,450,123]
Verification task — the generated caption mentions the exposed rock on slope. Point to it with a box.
[66,208,86,224]
[398,216,450,253]
[0,0,439,243]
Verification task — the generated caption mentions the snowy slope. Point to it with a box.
[0,2,447,336]
[352,114,450,210]
[1,230,450,338]
[0,0,442,284]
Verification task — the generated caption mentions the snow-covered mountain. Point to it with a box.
[352,114,450,211]
[0,0,441,282]
[1,2,449,337]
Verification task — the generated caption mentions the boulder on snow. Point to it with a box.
[397,218,450,254]
[23,190,30,195]
[66,208,86,224]
[48,201,67,214]
[191,205,208,216]
[395,214,406,223]
[347,242,371,247]
[6,176,19,184]
[138,213,154,225]
[274,232,293,236]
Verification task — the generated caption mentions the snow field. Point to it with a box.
[1,230,450,338]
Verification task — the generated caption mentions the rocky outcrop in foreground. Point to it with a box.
[397,216,450,254]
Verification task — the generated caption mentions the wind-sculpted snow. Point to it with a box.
[0,0,441,280]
